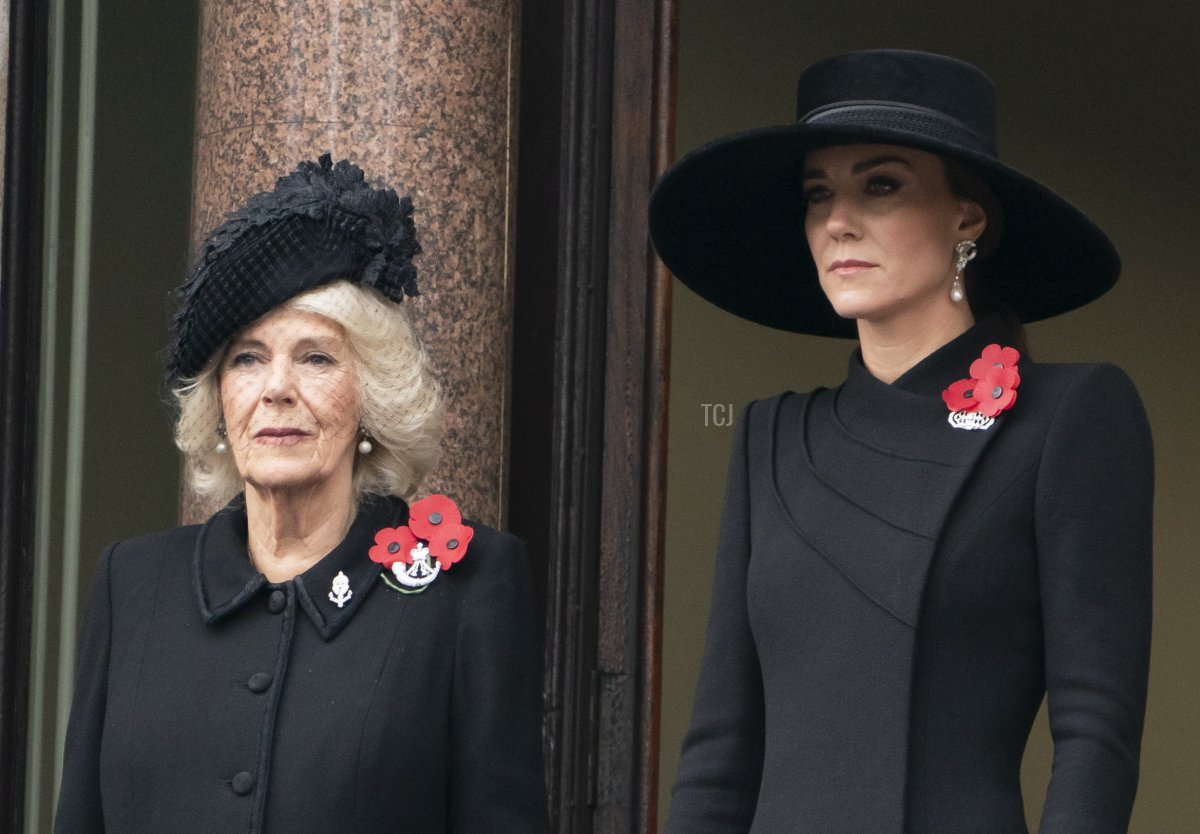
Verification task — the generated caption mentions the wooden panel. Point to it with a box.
[510,0,674,830]
[0,0,49,826]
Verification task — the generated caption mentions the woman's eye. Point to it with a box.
[304,353,334,366]
[865,176,901,196]
[803,185,831,204]
[229,352,260,367]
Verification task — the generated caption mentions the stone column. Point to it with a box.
[184,0,517,525]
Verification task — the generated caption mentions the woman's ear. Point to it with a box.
[958,199,987,240]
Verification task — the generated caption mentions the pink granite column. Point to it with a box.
[184,0,517,524]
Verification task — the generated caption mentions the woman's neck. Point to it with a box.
[243,477,357,583]
[856,305,975,384]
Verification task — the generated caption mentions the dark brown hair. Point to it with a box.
[942,156,1029,353]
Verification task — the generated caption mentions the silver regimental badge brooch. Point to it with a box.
[947,410,995,431]
[389,542,441,589]
[369,494,475,596]
[328,570,353,608]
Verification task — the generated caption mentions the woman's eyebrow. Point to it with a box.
[852,155,912,174]
[293,336,342,351]
[229,335,341,352]
[803,155,913,180]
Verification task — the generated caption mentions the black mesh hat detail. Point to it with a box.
[648,49,1120,337]
[167,153,421,381]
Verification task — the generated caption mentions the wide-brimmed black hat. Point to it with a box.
[167,153,420,381]
[648,49,1120,337]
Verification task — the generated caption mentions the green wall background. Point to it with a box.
[660,1,1199,830]
[84,0,197,543]
[24,0,197,827]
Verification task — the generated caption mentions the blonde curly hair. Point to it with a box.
[172,281,443,505]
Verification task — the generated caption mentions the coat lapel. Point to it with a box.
[193,493,406,640]
[769,318,1020,627]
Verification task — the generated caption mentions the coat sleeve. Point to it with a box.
[1035,364,1153,833]
[664,402,765,833]
[448,531,549,832]
[54,542,117,834]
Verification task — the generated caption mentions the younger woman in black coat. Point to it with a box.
[650,50,1152,833]
[55,155,548,833]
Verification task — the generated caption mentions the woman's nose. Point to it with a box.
[262,359,297,404]
[824,196,860,239]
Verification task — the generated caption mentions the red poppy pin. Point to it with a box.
[941,344,1021,431]
[369,494,474,593]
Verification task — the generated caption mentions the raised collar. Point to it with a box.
[847,314,1020,397]
[192,493,407,641]
[832,316,1023,461]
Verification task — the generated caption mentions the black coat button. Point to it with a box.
[247,672,272,693]
[267,590,286,614]
[231,771,255,795]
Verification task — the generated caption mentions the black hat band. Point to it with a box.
[801,100,996,158]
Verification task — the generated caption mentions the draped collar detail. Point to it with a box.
[193,493,407,640]
[767,316,1022,626]
[834,315,1022,461]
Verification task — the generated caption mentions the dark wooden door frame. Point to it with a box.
[0,0,50,827]
[510,0,676,831]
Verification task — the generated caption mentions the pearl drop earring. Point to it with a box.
[951,239,977,303]
[215,418,228,454]
[357,429,373,455]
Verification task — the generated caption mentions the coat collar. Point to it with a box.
[888,314,1020,398]
[766,316,1022,627]
[192,493,407,640]
[833,315,1023,461]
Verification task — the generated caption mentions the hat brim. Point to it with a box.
[648,122,1120,337]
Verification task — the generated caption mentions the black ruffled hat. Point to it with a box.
[648,49,1120,337]
[167,153,420,381]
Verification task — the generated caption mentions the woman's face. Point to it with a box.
[219,306,360,495]
[803,144,985,327]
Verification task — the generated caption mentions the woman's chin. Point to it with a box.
[824,295,951,331]
[241,467,337,495]
[820,287,883,321]
[825,299,877,323]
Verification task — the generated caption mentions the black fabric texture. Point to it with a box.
[54,495,549,833]
[663,319,1153,833]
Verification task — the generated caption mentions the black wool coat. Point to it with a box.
[664,318,1153,834]
[55,493,549,833]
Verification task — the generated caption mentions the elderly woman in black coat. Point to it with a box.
[55,155,548,833]
[650,51,1152,833]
